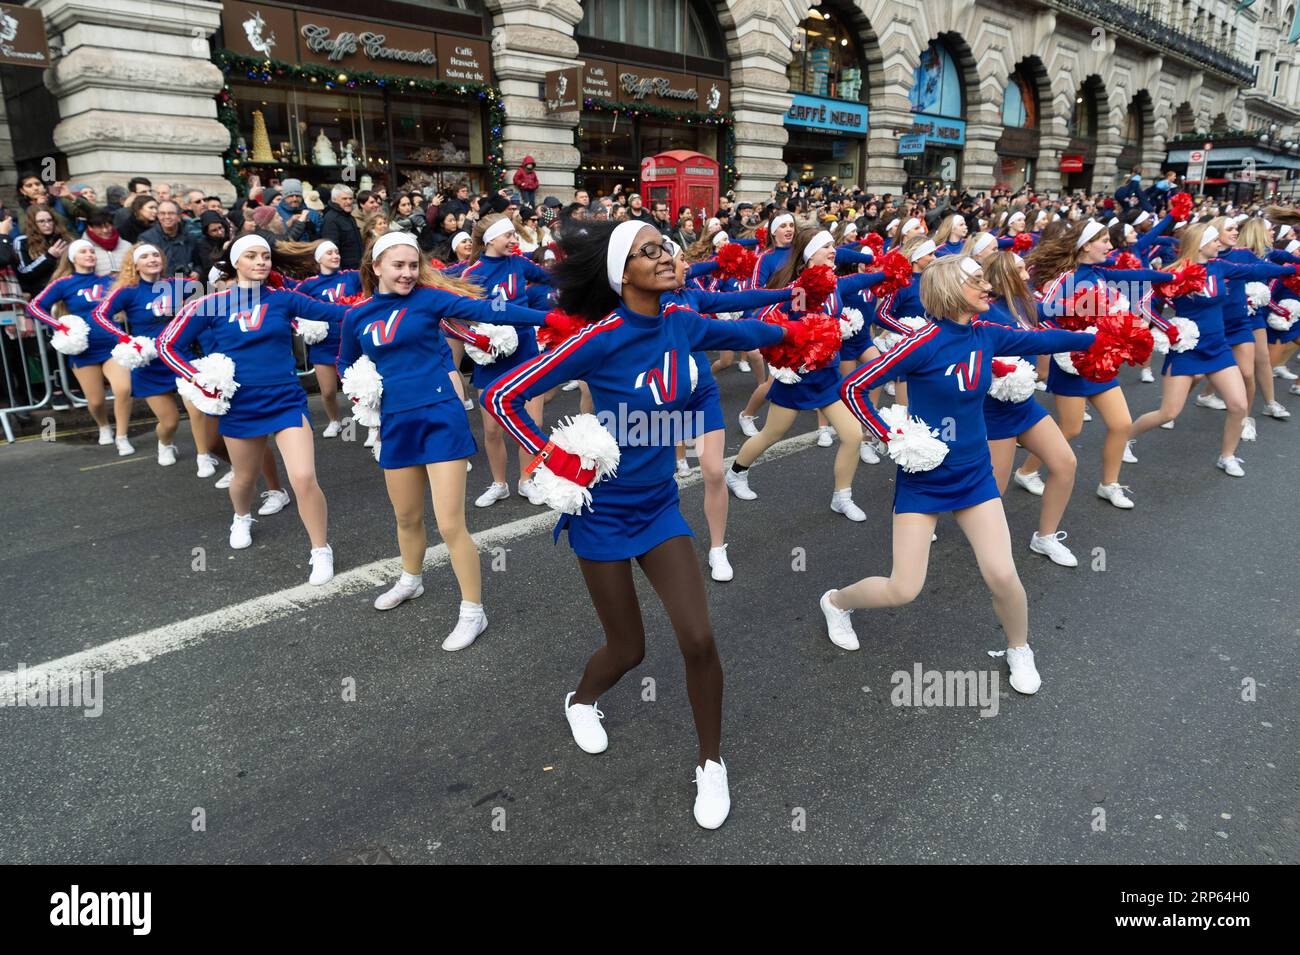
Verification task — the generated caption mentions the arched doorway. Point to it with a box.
[1118,91,1152,180]
[904,37,968,191]
[1064,75,1104,193]
[996,58,1047,193]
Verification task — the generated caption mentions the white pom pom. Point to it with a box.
[463,323,519,365]
[176,353,239,415]
[1246,282,1271,313]
[49,315,90,356]
[1149,326,1170,355]
[713,311,742,322]
[341,355,384,428]
[1113,292,1131,312]
[879,404,949,473]
[111,336,158,369]
[987,357,1037,403]
[1169,316,1200,351]
[872,330,901,354]
[1053,326,1096,373]
[295,318,330,345]
[839,306,864,339]
[1268,299,1300,331]
[531,413,622,515]
[689,354,698,393]
[768,364,802,384]
[900,316,929,332]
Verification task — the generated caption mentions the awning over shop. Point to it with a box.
[1167,146,1300,170]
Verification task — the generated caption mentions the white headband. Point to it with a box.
[958,256,982,278]
[885,218,900,233]
[371,231,419,261]
[207,266,223,285]
[483,218,515,244]
[707,218,720,231]
[1012,253,1025,267]
[803,230,835,262]
[543,247,557,262]
[712,231,729,248]
[901,217,921,235]
[607,219,653,295]
[1278,225,1294,240]
[1075,221,1105,249]
[313,240,338,264]
[1233,214,1249,225]
[131,243,160,264]
[1288,239,1300,254]
[843,222,858,235]
[451,231,470,250]
[229,234,270,263]
[1008,211,1025,226]
[1107,217,1120,227]
[1134,211,1151,226]
[910,238,937,262]
[971,233,995,256]
[770,213,794,231]
[1200,225,1220,248]
[67,239,94,262]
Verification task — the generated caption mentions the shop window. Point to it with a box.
[578,0,723,58]
[788,7,864,101]
[1001,74,1037,128]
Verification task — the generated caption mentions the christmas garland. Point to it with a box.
[577,95,737,193]
[214,50,508,195]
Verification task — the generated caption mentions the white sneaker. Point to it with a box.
[830,488,866,522]
[737,360,751,373]
[1030,531,1078,568]
[1140,367,1155,383]
[676,458,691,477]
[1096,482,1135,509]
[1273,364,1298,380]
[693,759,730,830]
[518,477,547,505]
[1241,416,1257,442]
[1082,409,1093,422]
[1292,383,1300,396]
[196,453,219,478]
[1195,393,1227,410]
[97,425,113,445]
[725,468,756,500]
[563,691,607,754]
[1160,419,1176,430]
[816,425,834,448]
[157,443,178,467]
[442,602,487,651]
[115,435,135,456]
[257,489,291,515]
[884,381,896,397]
[374,573,424,610]
[308,545,334,585]
[215,468,234,489]
[363,427,378,448]
[1013,469,1045,496]
[1006,645,1041,695]
[1216,455,1245,477]
[1123,440,1138,464]
[229,513,255,549]
[859,440,881,465]
[820,589,859,651]
[708,545,734,582]
[561,380,581,392]
[322,419,342,438]
[1263,400,1291,419]
[738,412,759,437]
[475,482,510,507]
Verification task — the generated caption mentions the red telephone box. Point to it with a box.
[640,150,720,222]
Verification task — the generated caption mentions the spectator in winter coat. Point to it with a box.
[119,194,159,244]
[13,206,73,296]
[196,210,231,272]
[275,178,322,241]
[83,209,132,276]
[139,199,202,278]
[321,185,364,270]
[512,156,539,206]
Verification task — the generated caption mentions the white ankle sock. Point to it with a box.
[400,571,423,588]
[460,599,484,615]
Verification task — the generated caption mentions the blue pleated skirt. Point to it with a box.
[554,476,692,561]
[218,380,310,438]
[378,400,478,469]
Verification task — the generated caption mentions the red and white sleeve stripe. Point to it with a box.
[156,290,217,380]
[839,323,939,440]
[91,285,129,339]
[25,276,72,329]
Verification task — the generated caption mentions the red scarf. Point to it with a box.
[85,227,120,252]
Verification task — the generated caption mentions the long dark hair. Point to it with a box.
[767,227,820,288]
[553,220,622,322]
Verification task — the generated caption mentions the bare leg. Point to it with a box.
[384,465,429,574]
[1089,388,1132,487]
[1208,365,1248,460]
[429,458,481,602]
[734,403,798,468]
[821,401,863,491]
[741,377,772,419]
[953,498,1029,647]
[1130,373,1193,437]
[479,404,508,485]
[1253,329,1274,407]
[144,394,181,446]
[313,365,340,423]
[71,364,110,430]
[224,434,268,516]
[103,361,134,437]
[831,511,937,609]
[697,428,727,548]
[272,420,328,547]
[1014,416,1076,536]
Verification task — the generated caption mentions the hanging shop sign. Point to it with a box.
[1060,154,1085,173]
[909,115,966,147]
[544,66,581,113]
[784,93,868,136]
[220,0,490,83]
[0,3,51,68]
[897,133,926,156]
[612,66,729,113]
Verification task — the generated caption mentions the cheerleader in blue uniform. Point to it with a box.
[1128,222,1300,477]
[871,235,940,408]
[157,234,349,583]
[995,210,1034,250]
[483,220,790,830]
[750,211,797,288]
[887,215,928,252]
[726,228,892,521]
[826,255,1096,693]
[1024,220,1174,509]
[702,232,767,389]
[458,213,555,508]
[981,252,1081,568]
[931,214,969,257]
[338,232,548,647]
[27,239,131,453]
[293,240,361,438]
[1267,238,1300,387]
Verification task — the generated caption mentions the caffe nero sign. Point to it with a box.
[785,94,869,136]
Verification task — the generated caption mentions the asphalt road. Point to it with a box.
[0,362,1295,864]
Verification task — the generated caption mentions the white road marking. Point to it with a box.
[0,430,823,692]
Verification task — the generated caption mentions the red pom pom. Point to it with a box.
[716,243,756,281]
[1170,192,1193,222]
[537,308,590,350]
[1058,286,1112,330]
[755,226,769,247]
[873,250,913,297]
[759,312,842,372]
[1012,233,1034,255]
[335,292,368,307]
[991,359,1018,377]
[428,257,447,270]
[794,264,838,313]
[265,270,285,289]
[1072,312,1154,381]
[1110,251,1141,271]
[862,233,884,256]
[1162,262,1207,298]
[1284,274,1300,297]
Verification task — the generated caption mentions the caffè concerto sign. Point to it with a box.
[221,0,490,83]
[544,59,729,115]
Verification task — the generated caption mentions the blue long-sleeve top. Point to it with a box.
[484,303,784,487]
[752,244,870,288]
[1219,248,1295,329]
[841,318,1095,463]
[93,276,192,339]
[876,272,925,333]
[26,274,116,354]
[1268,249,1300,266]
[337,286,546,415]
[934,241,965,257]
[1038,264,1174,327]
[157,286,348,385]
[1133,214,1174,262]
[526,282,557,309]
[666,284,794,394]
[296,270,362,303]
[1152,258,1298,349]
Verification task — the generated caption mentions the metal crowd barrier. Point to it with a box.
[0,295,92,443]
